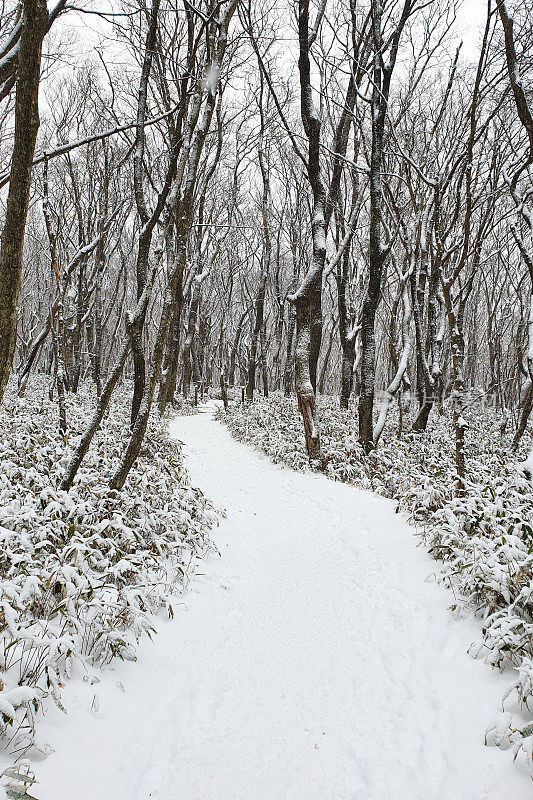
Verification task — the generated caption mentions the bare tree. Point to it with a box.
[0,0,48,403]
[358,0,416,453]
[497,0,533,451]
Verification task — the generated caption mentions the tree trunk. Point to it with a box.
[294,299,321,460]
[283,303,296,396]
[228,307,249,385]
[158,269,184,414]
[246,276,266,400]
[247,120,271,402]
[220,369,228,410]
[0,0,48,403]
[337,244,357,409]
[358,0,413,452]
[512,296,533,451]
[358,7,387,452]
[289,0,327,461]
[131,0,161,426]
[182,286,201,398]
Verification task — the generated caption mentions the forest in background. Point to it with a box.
[1,0,533,779]
[0,0,532,481]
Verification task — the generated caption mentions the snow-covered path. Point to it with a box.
[30,406,530,799]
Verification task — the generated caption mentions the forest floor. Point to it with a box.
[22,402,531,799]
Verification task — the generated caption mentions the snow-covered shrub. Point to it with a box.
[1,761,38,798]
[0,379,216,755]
[221,392,533,770]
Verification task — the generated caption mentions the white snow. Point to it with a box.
[11,403,531,799]
[521,448,533,479]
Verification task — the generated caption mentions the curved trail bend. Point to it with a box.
[32,404,530,799]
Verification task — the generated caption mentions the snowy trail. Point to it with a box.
[29,405,530,799]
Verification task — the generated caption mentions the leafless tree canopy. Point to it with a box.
[1,0,532,485]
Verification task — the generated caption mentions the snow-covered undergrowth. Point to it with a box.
[221,392,533,768]
[0,379,215,757]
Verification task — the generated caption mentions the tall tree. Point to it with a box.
[358,0,416,453]
[497,0,533,451]
[0,0,48,403]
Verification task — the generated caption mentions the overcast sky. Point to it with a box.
[457,0,489,59]
[54,0,490,67]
